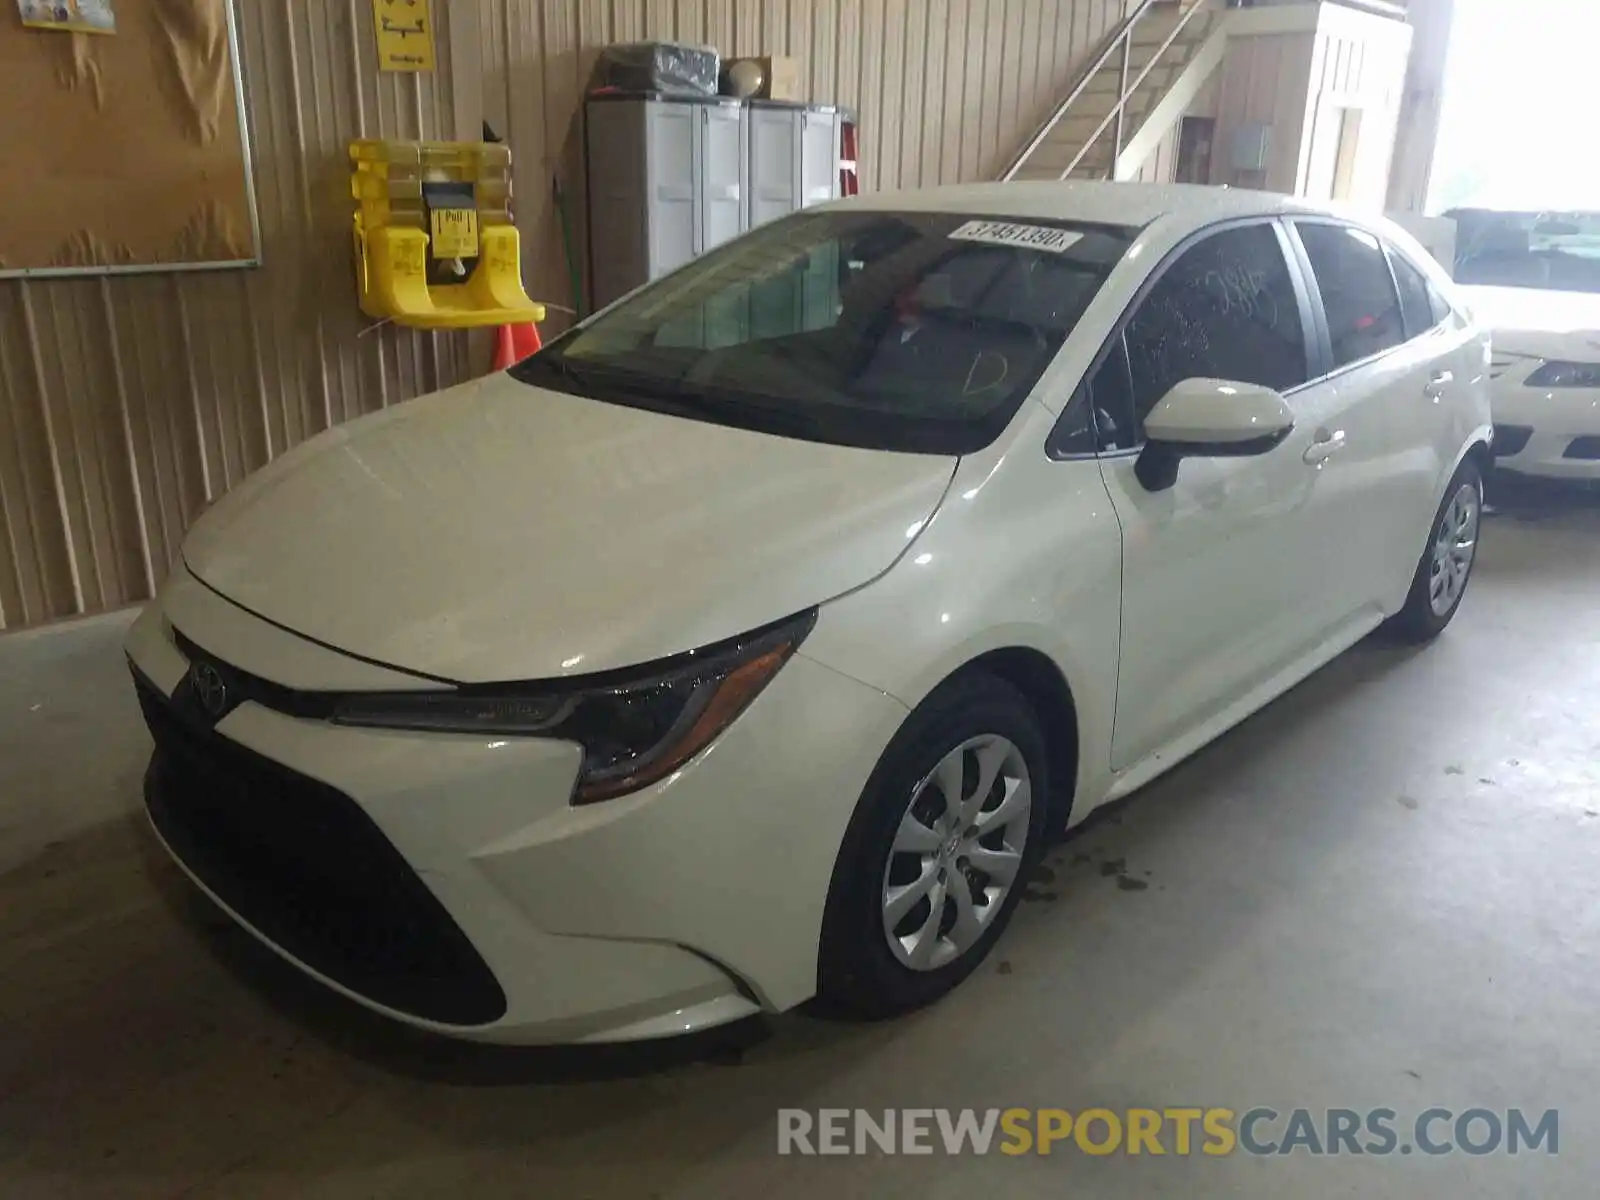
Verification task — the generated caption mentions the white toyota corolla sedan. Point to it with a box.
[1452,209,1600,480]
[126,183,1491,1043]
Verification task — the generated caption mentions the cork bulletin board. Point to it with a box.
[0,0,259,278]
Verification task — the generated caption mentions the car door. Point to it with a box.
[1088,221,1347,773]
[1382,237,1485,555]
[1289,220,1445,614]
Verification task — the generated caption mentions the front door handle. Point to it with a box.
[1425,369,1454,399]
[1303,428,1347,465]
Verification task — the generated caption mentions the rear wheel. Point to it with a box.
[1388,459,1483,642]
[817,673,1048,1018]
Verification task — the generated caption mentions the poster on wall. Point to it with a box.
[371,0,435,72]
[16,0,115,34]
[0,0,259,277]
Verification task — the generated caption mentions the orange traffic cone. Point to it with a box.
[491,321,542,372]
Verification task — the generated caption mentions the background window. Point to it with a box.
[1297,223,1405,367]
[1123,224,1308,426]
[1388,247,1439,340]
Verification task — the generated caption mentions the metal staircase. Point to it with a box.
[1002,0,1224,183]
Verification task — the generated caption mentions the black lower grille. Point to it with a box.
[1493,425,1534,457]
[134,671,506,1026]
[1564,436,1600,460]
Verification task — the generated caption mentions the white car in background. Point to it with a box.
[126,183,1491,1044]
[1452,208,1600,479]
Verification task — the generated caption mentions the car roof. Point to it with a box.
[836,180,1351,231]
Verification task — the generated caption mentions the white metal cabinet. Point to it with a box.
[585,95,750,307]
[800,109,842,207]
[587,96,846,305]
[748,106,801,230]
[744,104,843,231]
[646,102,698,277]
[699,102,747,253]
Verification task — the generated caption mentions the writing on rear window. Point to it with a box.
[949,220,1085,255]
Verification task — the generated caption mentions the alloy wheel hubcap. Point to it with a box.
[1429,482,1480,616]
[880,734,1032,972]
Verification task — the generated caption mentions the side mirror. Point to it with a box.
[1135,378,1295,492]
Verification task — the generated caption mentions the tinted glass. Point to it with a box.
[1389,247,1438,339]
[1089,336,1138,451]
[515,210,1135,455]
[1050,390,1097,456]
[1297,223,1405,368]
[1051,336,1136,455]
[1124,224,1308,426]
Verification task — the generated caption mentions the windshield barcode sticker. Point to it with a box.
[949,220,1084,254]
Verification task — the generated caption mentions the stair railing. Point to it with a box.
[1001,0,1213,182]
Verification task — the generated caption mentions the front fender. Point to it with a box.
[802,434,1123,818]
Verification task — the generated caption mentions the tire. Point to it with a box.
[1387,457,1484,643]
[817,672,1050,1018]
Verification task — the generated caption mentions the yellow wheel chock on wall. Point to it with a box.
[350,138,545,329]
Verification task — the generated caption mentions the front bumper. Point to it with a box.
[1490,371,1600,479]
[127,572,907,1043]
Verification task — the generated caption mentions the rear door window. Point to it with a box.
[1295,222,1405,368]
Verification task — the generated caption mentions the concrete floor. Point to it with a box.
[3,477,1599,1199]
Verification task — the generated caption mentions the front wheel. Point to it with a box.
[1387,458,1483,642]
[816,673,1049,1018]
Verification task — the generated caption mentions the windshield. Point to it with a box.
[1452,209,1600,294]
[513,209,1135,454]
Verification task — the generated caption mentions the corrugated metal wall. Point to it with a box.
[0,1,477,632]
[0,0,1125,633]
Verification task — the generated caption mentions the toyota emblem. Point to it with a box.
[191,662,230,718]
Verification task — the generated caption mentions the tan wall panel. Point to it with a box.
[1209,31,1316,192]
[0,0,1125,633]
[0,1,473,632]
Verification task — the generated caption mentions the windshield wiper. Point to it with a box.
[511,350,589,389]
[519,353,830,440]
[517,353,687,403]
[620,377,831,440]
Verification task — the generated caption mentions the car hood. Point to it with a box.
[183,374,956,683]
[1462,285,1600,360]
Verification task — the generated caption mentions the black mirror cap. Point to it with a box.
[1134,425,1294,493]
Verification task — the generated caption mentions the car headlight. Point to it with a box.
[331,610,816,803]
[1525,360,1600,388]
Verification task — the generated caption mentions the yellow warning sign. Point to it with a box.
[372,0,435,72]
